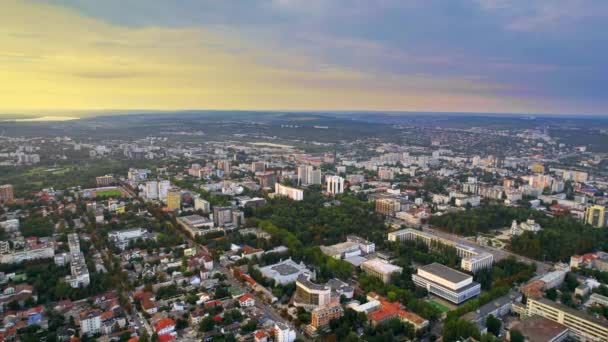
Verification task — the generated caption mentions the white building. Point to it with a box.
[361,258,403,284]
[108,228,149,250]
[325,175,345,195]
[258,258,312,285]
[413,263,481,304]
[80,310,102,336]
[144,181,159,200]
[158,180,171,202]
[194,197,211,213]
[274,183,304,201]
[274,322,296,342]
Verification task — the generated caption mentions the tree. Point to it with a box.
[443,318,480,342]
[485,314,501,337]
[510,329,525,342]
[199,316,215,332]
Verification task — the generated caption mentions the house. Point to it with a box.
[154,318,176,336]
[254,329,269,342]
[238,293,255,307]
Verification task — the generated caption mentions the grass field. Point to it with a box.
[95,189,123,197]
[427,299,451,313]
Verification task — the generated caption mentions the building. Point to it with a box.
[108,228,149,250]
[298,165,322,186]
[325,175,345,195]
[166,189,181,210]
[194,197,211,213]
[525,297,608,341]
[462,291,521,333]
[511,219,542,236]
[0,244,55,264]
[274,183,304,201]
[510,315,569,342]
[158,180,171,201]
[155,318,176,336]
[274,322,296,342]
[95,175,114,187]
[310,301,344,329]
[585,205,607,228]
[412,263,481,304]
[360,258,403,284]
[259,258,312,285]
[587,293,608,307]
[238,293,255,307]
[294,275,331,309]
[320,242,361,260]
[212,206,234,227]
[251,162,266,173]
[347,235,375,254]
[0,185,13,202]
[144,181,159,200]
[376,197,401,216]
[80,310,102,336]
[366,293,429,331]
[65,234,90,288]
[388,229,493,272]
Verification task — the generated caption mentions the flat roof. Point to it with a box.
[419,263,471,284]
[511,315,568,342]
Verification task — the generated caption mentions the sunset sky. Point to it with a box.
[1,0,607,114]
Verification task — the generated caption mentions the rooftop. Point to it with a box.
[511,315,568,342]
[419,263,471,284]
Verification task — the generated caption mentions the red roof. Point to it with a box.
[254,330,269,339]
[239,293,255,303]
[158,334,175,342]
[154,318,176,333]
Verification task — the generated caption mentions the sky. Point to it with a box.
[1,0,607,115]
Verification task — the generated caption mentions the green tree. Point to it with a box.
[510,329,525,342]
[485,314,501,337]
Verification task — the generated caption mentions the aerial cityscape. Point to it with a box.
[2,1,608,342]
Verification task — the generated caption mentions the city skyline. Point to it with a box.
[2,0,608,115]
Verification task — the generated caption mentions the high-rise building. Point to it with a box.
[213,206,233,227]
[375,197,401,216]
[325,175,345,195]
[0,185,14,202]
[144,181,159,200]
[294,275,331,309]
[166,189,181,211]
[297,165,321,186]
[158,180,171,201]
[585,205,607,228]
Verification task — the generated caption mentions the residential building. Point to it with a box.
[274,322,296,342]
[251,162,266,173]
[325,175,345,195]
[213,206,233,227]
[585,205,607,228]
[238,293,255,307]
[274,183,304,201]
[144,181,159,200]
[0,185,13,202]
[376,197,401,216]
[80,310,102,336]
[298,165,321,186]
[412,263,481,304]
[166,189,181,210]
[525,297,608,341]
[388,229,493,272]
[347,235,375,254]
[361,258,403,284]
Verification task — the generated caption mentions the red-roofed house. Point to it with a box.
[366,293,429,331]
[254,329,269,342]
[238,293,255,307]
[154,318,176,336]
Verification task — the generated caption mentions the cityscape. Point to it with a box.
[2,1,608,342]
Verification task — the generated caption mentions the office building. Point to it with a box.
[166,189,181,210]
[274,183,304,201]
[412,263,481,304]
[585,205,607,228]
[0,185,13,202]
[325,175,345,195]
[310,301,344,329]
[294,275,331,309]
[361,258,403,283]
[108,228,150,250]
[525,297,608,341]
[388,229,493,272]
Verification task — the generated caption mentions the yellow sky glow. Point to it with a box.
[0,0,545,113]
